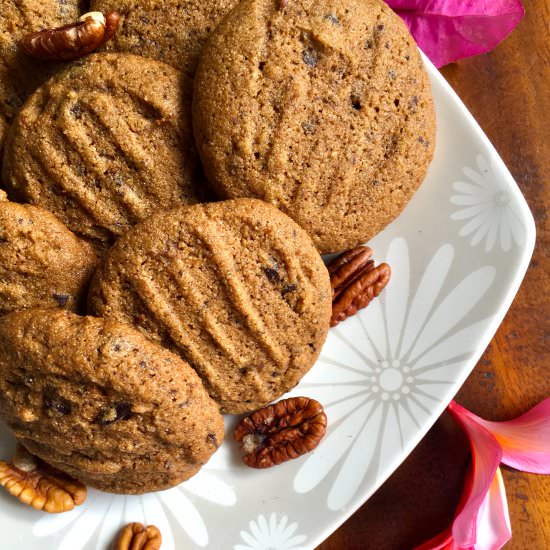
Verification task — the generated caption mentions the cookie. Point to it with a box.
[0,309,224,494]
[193,0,436,254]
[90,0,239,75]
[0,191,97,315]
[88,198,332,414]
[0,0,83,161]
[2,53,203,253]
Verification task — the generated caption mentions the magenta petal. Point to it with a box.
[386,0,525,67]
[448,402,503,547]
[467,398,550,474]
[474,468,512,550]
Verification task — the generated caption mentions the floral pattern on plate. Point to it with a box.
[32,445,236,549]
[291,237,496,510]
[451,154,526,252]
[234,513,307,550]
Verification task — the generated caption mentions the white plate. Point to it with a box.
[0,57,535,550]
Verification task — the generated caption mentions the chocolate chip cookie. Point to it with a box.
[88,198,332,414]
[90,0,239,76]
[0,0,84,162]
[0,191,97,315]
[2,53,203,253]
[193,0,436,254]
[0,309,224,494]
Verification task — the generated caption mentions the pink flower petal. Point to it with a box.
[414,463,510,550]
[452,398,550,474]
[413,527,453,550]
[474,468,512,550]
[386,0,525,67]
[447,402,503,548]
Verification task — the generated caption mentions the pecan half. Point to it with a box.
[0,444,86,513]
[234,397,327,468]
[328,246,391,327]
[18,11,120,61]
[114,522,162,550]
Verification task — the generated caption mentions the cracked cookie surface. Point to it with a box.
[88,198,332,414]
[91,0,239,76]
[0,309,224,494]
[193,0,436,254]
[0,191,97,315]
[2,53,204,254]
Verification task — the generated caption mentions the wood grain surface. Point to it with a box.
[319,2,550,549]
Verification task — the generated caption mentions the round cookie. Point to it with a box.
[0,0,84,161]
[88,198,332,414]
[2,53,203,253]
[0,191,97,315]
[90,0,239,75]
[193,0,436,254]
[0,309,224,494]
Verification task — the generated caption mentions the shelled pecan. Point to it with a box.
[19,11,120,61]
[114,522,162,550]
[328,246,391,326]
[234,397,327,468]
[0,444,87,513]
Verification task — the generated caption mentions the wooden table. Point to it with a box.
[320,3,550,549]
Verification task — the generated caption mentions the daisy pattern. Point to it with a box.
[291,237,496,510]
[450,154,525,251]
[32,443,236,549]
[235,513,307,550]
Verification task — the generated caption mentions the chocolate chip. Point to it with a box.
[70,103,82,119]
[351,96,362,110]
[113,343,122,352]
[115,402,132,420]
[282,283,298,294]
[263,263,281,283]
[302,49,319,67]
[377,24,384,32]
[52,293,70,307]
[43,390,71,416]
[97,402,132,425]
[207,432,219,447]
[365,39,374,49]
[325,14,340,25]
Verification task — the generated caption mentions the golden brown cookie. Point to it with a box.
[90,0,239,75]
[0,191,97,315]
[0,0,84,161]
[193,0,436,254]
[0,309,224,494]
[2,53,203,253]
[88,198,332,414]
